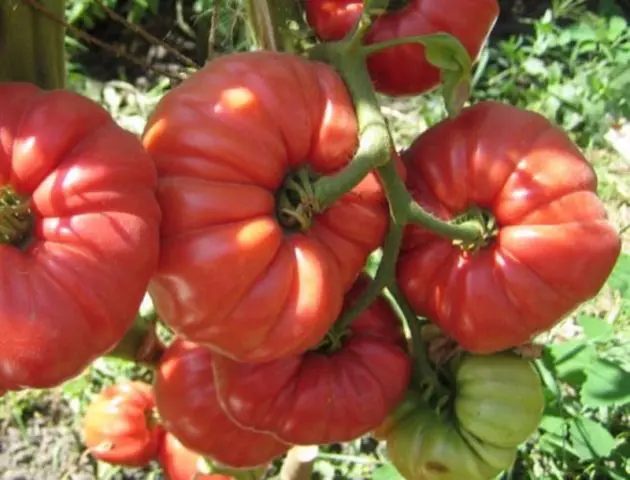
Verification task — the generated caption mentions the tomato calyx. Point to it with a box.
[452,206,498,252]
[311,324,348,354]
[276,168,321,232]
[0,185,33,248]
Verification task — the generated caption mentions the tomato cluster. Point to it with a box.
[0,1,622,479]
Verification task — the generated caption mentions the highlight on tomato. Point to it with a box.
[153,338,290,468]
[142,50,390,364]
[212,275,412,445]
[82,381,162,467]
[0,83,161,391]
[375,352,545,480]
[397,101,622,354]
[305,0,500,96]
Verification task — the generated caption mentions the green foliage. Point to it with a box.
[471,5,630,149]
[525,253,630,480]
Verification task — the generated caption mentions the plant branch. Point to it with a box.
[387,284,451,406]
[105,314,164,368]
[93,0,199,68]
[245,0,305,52]
[0,0,65,89]
[14,0,187,82]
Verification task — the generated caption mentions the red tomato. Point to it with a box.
[142,51,389,363]
[212,276,412,445]
[306,0,499,96]
[158,432,234,480]
[83,381,162,467]
[397,101,622,353]
[0,83,160,390]
[154,339,289,468]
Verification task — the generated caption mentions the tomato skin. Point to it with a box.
[384,399,517,480]
[306,0,499,96]
[83,381,162,467]
[397,101,622,353]
[142,51,389,363]
[455,353,545,448]
[212,276,412,445]
[158,432,235,480]
[0,83,160,390]
[154,339,289,468]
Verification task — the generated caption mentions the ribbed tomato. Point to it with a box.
[142,51,389,363]
[397,101,621,353]
[0,83,160,390]
[158,432,263,480]
[212,276,412,445]
[154,339,289,468]
[375,352,545,480]
[454,353,545,448]
[305,0,499,96]
[379,393,518,480]
[83,381,162,467]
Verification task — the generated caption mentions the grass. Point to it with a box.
[1,1,629,479]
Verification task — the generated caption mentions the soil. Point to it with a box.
[0,393,155,479]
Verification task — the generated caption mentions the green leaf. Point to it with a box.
[577,315,613,340]
[568,417,616,461]
[373,463,405,480]
[546,339,594,387]
[607,253,630,299]
[581,358,630,407]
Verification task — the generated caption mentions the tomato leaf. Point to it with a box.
[581,357,630,407]
[607,252,630,299]
[577,314,614,340]
[567,417,616,461]
[372,463,405,480]
[545,339,594,388]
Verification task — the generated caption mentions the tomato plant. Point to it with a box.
[212,276,412,445]
[397,101,622,353]
[82,381,162,467]
[153,338,289,468]
[375,352,545,480]
[0,83,161,390]
[142,51,390,363]
[306,0,499,95]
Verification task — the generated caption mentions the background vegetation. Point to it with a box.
[0,1,628,479]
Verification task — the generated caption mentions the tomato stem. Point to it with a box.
[105,314,165,368]
[0,0,66,89]
[334,224,404,330]
[361,33,473,116]
[309,46,393,211]
[388,284,451,407]
[0,186,34,247]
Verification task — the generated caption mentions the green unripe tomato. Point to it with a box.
[454,353,545,448]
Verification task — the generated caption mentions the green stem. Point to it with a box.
[361,32,473,116]
[0,0,66,89]
[245,0,305,53]
[408,203,484,244]
[310,46,392,210]
[334,223,403,330]
[105,314,164,367]
[388,284,451,405]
